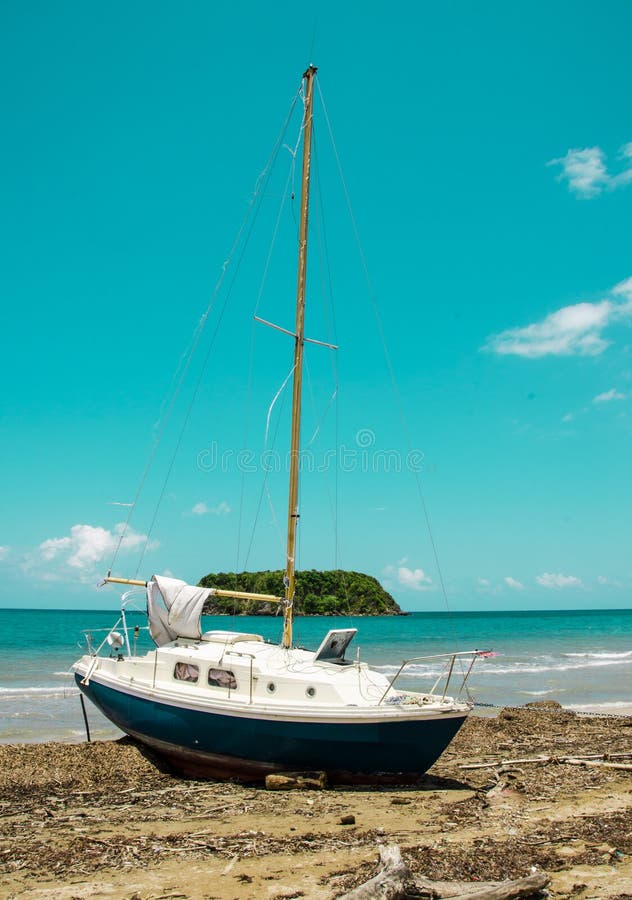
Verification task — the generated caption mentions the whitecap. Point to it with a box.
[567,701,632,714]
[376,655,632,678]
[562,650,632,660]
[518,689,562,696]
[0,686,79,697]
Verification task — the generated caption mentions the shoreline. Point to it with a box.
[2,707,632,899]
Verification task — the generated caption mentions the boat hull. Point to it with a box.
[76,674,467,782]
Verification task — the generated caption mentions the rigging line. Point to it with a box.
[265,363,296,448]
[312,125,341,571]
[243,89,309,574]
[334,381,340,571]
[282,99,304,203]
[256,124,304,319]
[132,93,302,578]
[110,86,301,576]
[243,373,289,570]
[265,481,286,557]
[235,129,301,568]
[135,195,277,577]
[235,317,257,574]
[316,79,458,637]
[307,22,318,66]
[304,385,338,449]
[261,364,296,558]
[289,85,306,236]
[301,234,337,457]
[303,354,339,580]
[236,105,304,571]
[312,129,339,353]
[311,134,341,543]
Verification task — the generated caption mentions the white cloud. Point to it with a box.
[549,142,632,197]
[561,412,574,423]
[504,576,524,590]
[190,500,231,516]
[384,564,433,592]
[619,142,632,160]
[191,500,231,516]
[477,577,490,587]
[548,146,608,197]
[32,523,156,583]
[485,278,632,358]
[597,575,622,588]
[613,276,632,300]
[0,546,9,562]
[536,572,583,589]
[593,388,626,403]
[398,566,432,591]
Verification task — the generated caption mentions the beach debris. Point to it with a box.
[460,751,632,771]
[265,772,327,790]
[3,710,632,895]
[524,700,564,710]
[221,853,239,875]
[340,814,356,825]
[338,844,409,898]
[339,844,550,900]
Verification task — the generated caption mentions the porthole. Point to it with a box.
[208,668,237,689]
[267,682,276,693]
[174,662,199,683]
[306,686,316,698]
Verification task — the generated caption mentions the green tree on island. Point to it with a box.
[198,570,404,616]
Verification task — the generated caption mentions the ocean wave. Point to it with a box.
[562,650,632,660]
[0,686,79,697]
[374,664,448,677]
[481,658,632,675]
[567,701,632,712]
[518,689,562,696]
[374,656,632,678]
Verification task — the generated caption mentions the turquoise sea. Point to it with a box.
[1,607,631,744]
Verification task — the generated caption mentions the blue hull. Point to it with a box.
[77,675,466,782]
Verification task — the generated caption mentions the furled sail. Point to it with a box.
[146,575,211,646]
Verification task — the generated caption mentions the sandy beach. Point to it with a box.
[1,706,631,899]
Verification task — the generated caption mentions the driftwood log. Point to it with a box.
[265,771,327,790]
[339,845,550,900]
[340,845,410,899]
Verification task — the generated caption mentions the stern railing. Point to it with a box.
[378,649,488,705]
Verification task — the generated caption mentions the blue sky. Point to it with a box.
[1,1,631,611]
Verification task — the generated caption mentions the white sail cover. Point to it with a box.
[147,575,211,646]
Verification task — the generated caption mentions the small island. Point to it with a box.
[198,569,404,616]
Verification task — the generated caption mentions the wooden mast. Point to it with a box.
[282,65,317,649]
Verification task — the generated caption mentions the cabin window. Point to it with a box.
[306,686,316,698]
[208,668,237,689]
[266,682,276,693]
[174,662,199,683]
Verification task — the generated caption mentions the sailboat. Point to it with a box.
[73,67,482,782]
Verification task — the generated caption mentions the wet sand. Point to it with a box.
[1,707,632,899]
